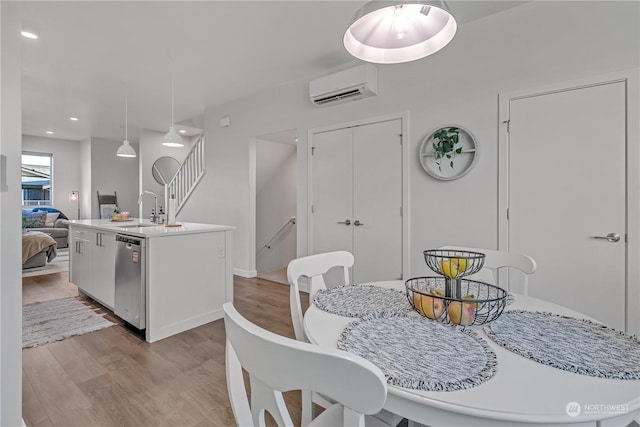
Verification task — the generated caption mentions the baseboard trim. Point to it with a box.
[233,268,257,278]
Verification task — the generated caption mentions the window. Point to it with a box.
[22,152,52,207]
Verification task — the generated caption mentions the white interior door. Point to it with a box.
[312,119,403,284]
[312,127,353,255]
[353,119,402,283]
[507,81,626,330]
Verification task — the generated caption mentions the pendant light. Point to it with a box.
[162,70,184,147]
[343,0,457,64]
[117,89,137,158]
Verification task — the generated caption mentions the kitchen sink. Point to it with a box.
[115,223,158,228]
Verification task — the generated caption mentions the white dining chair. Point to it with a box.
[287,251,403,427]
[223,302,389,427]
[288,251,353,343]
[439,245,537,295]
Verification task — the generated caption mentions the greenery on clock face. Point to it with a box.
[432,127,461,171]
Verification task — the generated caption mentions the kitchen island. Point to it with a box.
[68,219,234,343]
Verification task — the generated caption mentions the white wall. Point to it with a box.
[179,1,639,283]
[79,139,91,219]
[22,135,81,219]
[0,1,24,424]
[89,137,139,219]
[138,129,193,219]
[256,140,296,274]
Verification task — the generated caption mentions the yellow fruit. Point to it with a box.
[421,294,445,319]
[462,294,481,309]
[430,288,445,297]
[447,301,476,326]
[455,256,468,273]
[412,292,424,315]
[440,259,459,279]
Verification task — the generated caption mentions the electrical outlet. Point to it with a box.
[217,246,225,258]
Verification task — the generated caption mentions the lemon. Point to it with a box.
[440,259,459,279]
[455,256,468,273]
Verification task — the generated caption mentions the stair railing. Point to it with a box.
[256,217,296,256]
[166,134,205,216]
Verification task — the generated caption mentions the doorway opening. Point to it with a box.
[254,129,298,285]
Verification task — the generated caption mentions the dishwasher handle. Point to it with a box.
[116,234,144,246]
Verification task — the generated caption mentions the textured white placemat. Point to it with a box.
[313,284,412,317]
[338,312,497,391]
[485,310,640,379]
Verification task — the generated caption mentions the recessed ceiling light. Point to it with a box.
[69,117,79,121]
[46,131,54,135]
[21,31,38,39]
[179,129,186,134]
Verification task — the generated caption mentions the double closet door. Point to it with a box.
[312,118,402,284]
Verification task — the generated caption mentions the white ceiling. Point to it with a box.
[20,1,527,143]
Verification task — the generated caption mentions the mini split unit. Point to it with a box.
[309,64,378,107]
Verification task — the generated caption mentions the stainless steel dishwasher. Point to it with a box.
[115,234,146,330]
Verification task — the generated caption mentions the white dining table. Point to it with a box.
[304,280,640,427]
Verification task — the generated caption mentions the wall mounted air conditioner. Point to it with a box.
[309,64,378,107]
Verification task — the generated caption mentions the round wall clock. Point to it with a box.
[419,125,479,180]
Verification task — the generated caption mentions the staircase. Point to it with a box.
[166,134,205,215]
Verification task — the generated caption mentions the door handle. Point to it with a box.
[354,220,364,226]
[593,233,621,243]
[337,220,351,226]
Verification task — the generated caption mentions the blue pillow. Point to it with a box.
[32,207,68,220]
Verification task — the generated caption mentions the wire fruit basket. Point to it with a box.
[406,277,508,326]
[404,250,508,326]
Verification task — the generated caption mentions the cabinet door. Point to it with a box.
[91,231,116,309]
[70,230,92,292]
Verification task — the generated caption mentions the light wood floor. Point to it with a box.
[22,273,308,427]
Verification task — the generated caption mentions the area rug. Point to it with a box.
[23,297,116,348]
[22,248,69,278]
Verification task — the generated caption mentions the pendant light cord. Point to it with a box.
[171,69,175,125]
[125,88,128,140]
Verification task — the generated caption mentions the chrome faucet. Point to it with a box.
[138,191,159,223]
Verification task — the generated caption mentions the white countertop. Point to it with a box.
[67,218,235,238]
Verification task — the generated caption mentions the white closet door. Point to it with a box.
[508,81,626,330]
[353,119,403,283]
[312,127,354,256]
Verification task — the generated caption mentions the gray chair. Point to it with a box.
[97,191,118,219]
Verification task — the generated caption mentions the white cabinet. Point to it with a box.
[70,229,92,293]
[70,227,116,309]
[91,231,116,308]
[68,220,235,342]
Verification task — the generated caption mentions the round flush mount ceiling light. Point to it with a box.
[69,116,79,121]
[343,0,457,64]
